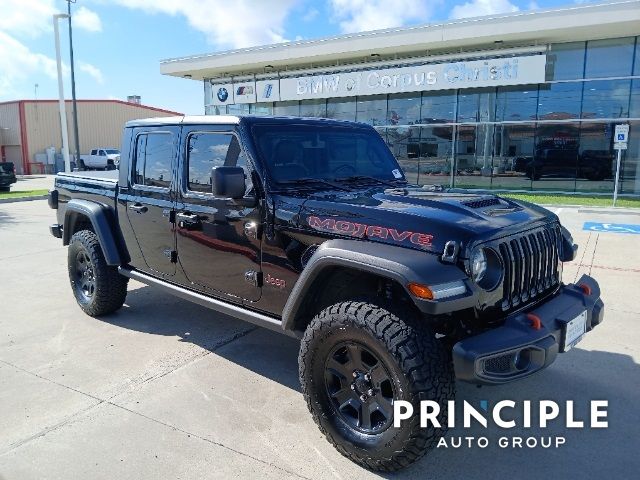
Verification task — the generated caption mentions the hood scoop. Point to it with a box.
[462,197,501,209]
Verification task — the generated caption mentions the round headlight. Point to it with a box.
[471,248,488,283]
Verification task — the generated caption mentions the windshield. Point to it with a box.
[251,124,405,185]
[104,149,120,155]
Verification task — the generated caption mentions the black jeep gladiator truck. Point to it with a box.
[49,115,604,471]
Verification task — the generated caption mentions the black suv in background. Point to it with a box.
[0,162,17,191]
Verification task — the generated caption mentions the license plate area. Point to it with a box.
[561,310,587,352]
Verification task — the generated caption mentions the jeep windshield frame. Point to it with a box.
[249,122,407,189]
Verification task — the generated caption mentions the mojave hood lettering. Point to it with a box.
[307,216,433,248]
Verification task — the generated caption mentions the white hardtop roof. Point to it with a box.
[160,0,640,81]
[126,115,240,127]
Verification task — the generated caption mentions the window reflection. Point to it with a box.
[585,37,635,78]
[356,95,387,125]
[492,124,535,190]
[545,42,585,81]
[274,101,300,116]
[581,80,630,119]
[300,99,327,118]
[531,123,579,191]
[421,90,456,123]
[538,82,583,120]
[326,98,356,121]
[496,86,538,122]
[388,93,421,125]
[576,123,615,193]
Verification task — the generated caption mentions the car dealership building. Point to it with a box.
[161,0,640,197]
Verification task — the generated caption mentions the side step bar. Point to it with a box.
[118,267,296,337]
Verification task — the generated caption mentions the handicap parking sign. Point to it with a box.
[583,222,640,234]
[618,133,625,141]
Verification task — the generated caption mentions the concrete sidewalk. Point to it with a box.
[0,200,639,479]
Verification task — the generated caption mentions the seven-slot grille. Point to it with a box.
[497,223,562,311]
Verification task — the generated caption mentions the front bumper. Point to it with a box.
[453,274,604,385]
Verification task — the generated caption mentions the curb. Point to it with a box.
[0,195,48,204]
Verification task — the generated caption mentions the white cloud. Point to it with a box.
[74,6,102,33]
[114,0,298,49]
[450,0,519,19]
[329,0,439,33]
[0,0,56,37]
[302,8,319,22]
[0,30,63,98]
[79,62,104,85]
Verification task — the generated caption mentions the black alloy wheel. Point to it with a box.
[73,250,96,302]
[324,341,395,434]
[67,229,128,316]
[299,300,455,472]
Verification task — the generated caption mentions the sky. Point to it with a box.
[0,0,606,115]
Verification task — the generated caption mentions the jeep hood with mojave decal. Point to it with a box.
[296,187,557,257]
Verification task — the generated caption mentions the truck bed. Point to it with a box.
[54,170,119,220]
[57,170,119,183]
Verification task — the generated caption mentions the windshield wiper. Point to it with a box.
[275,178,352,192]
[334,175,404,188]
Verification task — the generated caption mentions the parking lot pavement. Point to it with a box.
[11,175,55,192]
[1,199,639,479]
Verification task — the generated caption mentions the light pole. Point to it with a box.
[66,0,81,168]
[53,13,71,173]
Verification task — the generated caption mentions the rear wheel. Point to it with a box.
[299,301,455,472]
[68,229,128,316]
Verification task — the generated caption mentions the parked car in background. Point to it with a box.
[0,162,17,191]
[78,148,120,170]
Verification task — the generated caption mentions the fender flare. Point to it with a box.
[63,199,129,266]
[281,239,476,332]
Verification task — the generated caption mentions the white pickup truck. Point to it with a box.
[78,148,120,170]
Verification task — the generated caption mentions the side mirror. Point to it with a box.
[211,166,245,199]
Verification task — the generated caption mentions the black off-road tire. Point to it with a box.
[68,229,128,316]
[299,301,455,472]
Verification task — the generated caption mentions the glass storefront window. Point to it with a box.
[581,80,630,119]
[454,124,494,189]
[300,99,327,118]
[630,80,640,118]
[356,95,387,125]
[326,98,356,121]
[546,42,585,81]
[457,88,495,123]
[585,37,635,78]
[531,122,580,191]
[250,103,273,116]
[421,90,456,123]
[492,124,536,190]
[621,121,639,195]
[273,101,300,116]
[537,82,583,120]
[635,37,640,75]
[496,85,538,122]
[387,127,420,183]
[387,93,420,126]
[226,104,250,116]
[576,122,616,193]
[417,126,454,186]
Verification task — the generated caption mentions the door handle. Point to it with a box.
[129,203,148,213]
[177,212,200,229]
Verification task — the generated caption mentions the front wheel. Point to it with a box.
[299,301,455,472]
[68,229,128,316]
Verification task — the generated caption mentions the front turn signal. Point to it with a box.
[408,283,434,300]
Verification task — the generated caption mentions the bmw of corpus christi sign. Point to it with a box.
[281,55,546,101]
[209,54,546,106]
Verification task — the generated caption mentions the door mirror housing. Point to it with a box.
[211,166,246,199]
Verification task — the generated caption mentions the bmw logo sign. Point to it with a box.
[217,87,229,102]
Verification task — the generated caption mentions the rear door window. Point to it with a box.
[133,132,174,189]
